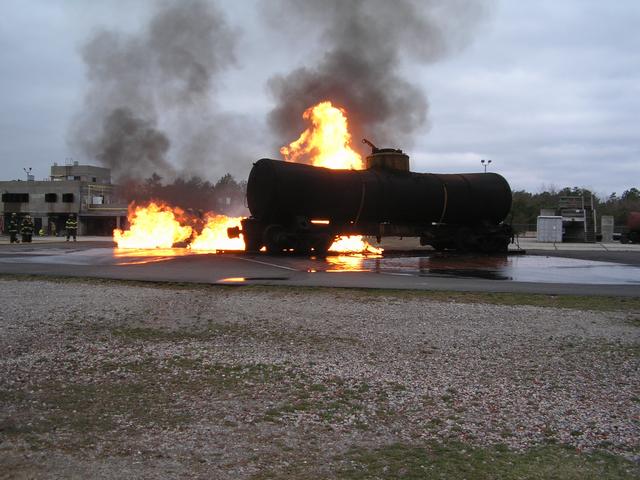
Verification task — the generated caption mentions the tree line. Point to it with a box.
[510,187,640,228]
[119,173,640,229]
[117,173,247,214]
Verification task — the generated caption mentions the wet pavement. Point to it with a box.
[303,253,640,284]
[0,241,638,296]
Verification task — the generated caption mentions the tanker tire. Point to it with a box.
[478,236,498,254]
[312,234,334,257]
[263,225,285,255]
[431,242,447,252]
[455,227,473,252]
[243,234,262,253]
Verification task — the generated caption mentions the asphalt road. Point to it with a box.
[0,239,638,296]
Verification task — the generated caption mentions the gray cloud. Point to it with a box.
[412,0,640,194]
[68,0,239,181]
[0,0,638,196]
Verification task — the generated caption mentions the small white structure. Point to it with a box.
[601,215,614,243]
[536,216,563,242]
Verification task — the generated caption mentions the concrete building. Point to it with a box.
[1,162,127,236]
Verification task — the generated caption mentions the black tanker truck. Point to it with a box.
[229,142,513,254]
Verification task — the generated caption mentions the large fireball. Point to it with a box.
[113,202,192,249]
[189,214,245,252]
[281,101,363,170]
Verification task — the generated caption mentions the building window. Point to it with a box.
[45,193,58,203]
[73,176,81,181]
[62,193,74,203]
[2,193,29,203]
[92,177,97,182]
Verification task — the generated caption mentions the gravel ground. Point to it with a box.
[0,278,638,479]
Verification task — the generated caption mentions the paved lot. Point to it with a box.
[0,236,638,296]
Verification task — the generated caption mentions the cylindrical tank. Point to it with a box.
[247,158,512,226]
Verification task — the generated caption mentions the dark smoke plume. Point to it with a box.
[69,0,239,181]
[96,108,172,180]
[265,0,490,150]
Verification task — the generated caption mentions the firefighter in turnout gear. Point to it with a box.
[8,213,19,243]
[20,215,34,243]
[66,214,78,241]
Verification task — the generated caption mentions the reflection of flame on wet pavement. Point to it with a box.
[320,254,513,279]
[418,255,512,280]
[325,255,376,272]
[113,247,200,265]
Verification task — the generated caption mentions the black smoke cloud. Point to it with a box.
[69,0,239,181]
[266,0,491,152]
[96,108,171,180]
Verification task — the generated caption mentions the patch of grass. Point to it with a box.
[347,289,640,312]
[110,322,359,352]
[3,358,287,450]
[2,274,639,312]
[259,377,400,425]
[6,379,185,444]
[624,315,640,327]
[111,322,248,342]
[591,341,640,357]
[336,442,640,480]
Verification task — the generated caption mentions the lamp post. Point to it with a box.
[480,159,492,173]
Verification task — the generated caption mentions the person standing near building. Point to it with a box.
[8,213,19,243]
[20,215,34,243]
[66,214,78,241]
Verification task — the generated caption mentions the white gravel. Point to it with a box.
[0,278,638,479]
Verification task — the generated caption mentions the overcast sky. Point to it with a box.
[0,0,638,196]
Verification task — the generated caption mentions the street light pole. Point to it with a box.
[480,159,492,173]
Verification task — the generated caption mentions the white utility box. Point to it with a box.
[536,216,563,242]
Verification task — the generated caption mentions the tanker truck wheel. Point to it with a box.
[240,219,265,253]
[455,227,475,252]
[310,234,334,257]
[263,224,286,255]
[431,242,448,252]
[478,236,499,254]
[243,234,263,253]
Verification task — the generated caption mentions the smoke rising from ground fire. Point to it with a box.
[69,0,240,182]
[265,0,491,153]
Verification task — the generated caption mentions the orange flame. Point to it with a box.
[189,214,245,252]
[281,100,381,254]
[281,101,363,170]
[114,203,245,252]
[114,202,193,249]
[329,235,383,254]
